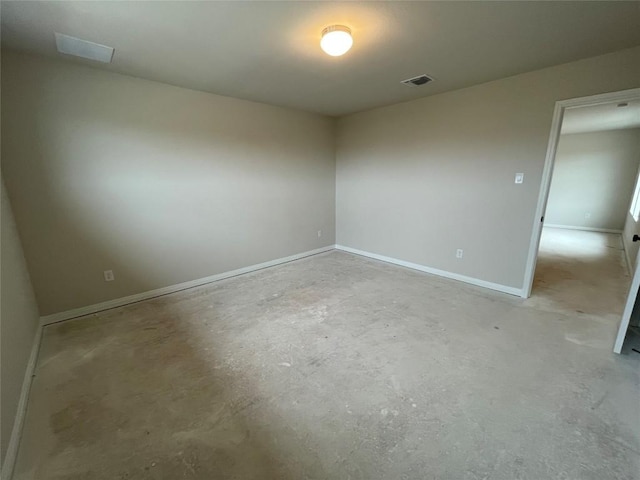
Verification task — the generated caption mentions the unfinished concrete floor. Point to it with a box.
[14,247,640,480]
[526,227,633,350]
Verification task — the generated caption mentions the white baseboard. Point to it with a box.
[1,324,43,480]
[544,224,623,234]
[335,245,524,297]
[40,242,525,324]
[40,246,335,325]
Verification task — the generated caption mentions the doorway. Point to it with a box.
[523,88,640,354]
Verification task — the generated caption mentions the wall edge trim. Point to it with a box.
[40,246,336,325]
[335,245,524,297]
[1,324,43,480]
[544,224,623,234]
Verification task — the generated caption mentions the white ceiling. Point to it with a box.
[2,1,640,117]
[562,100,640,135]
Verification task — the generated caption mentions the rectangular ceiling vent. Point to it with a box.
[401,74,433,87]
[55,33,114,63]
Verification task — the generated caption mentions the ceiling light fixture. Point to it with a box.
[320,25,352,57]
[617,102,629,108]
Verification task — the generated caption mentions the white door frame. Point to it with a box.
[523,87,640,297]
[521,87,640,353]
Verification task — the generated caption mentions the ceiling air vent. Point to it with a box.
[401,74,433,87]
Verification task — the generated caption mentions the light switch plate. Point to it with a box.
[515,173,524,184]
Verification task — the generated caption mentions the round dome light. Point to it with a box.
[320,25,353,57]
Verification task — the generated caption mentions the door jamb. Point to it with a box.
[615,252,640,354]
[522,87,640,298]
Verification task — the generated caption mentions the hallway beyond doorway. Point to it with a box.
[525,227,631,348]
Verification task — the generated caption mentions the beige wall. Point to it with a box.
[336,47,640,292]
[1,52,336,315]
[1,178,40,467]
[546,129,640,231]
[3,46,640,319]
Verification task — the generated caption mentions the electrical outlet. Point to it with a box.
[317,230,322,238]
[584,212,591,219]
[104,270,115,282]
[515,173,524,184]
[456,249,464,259]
